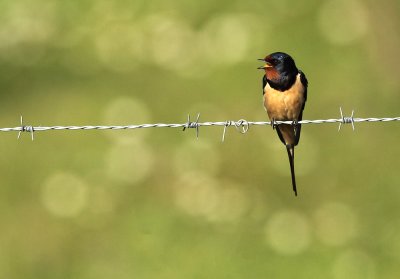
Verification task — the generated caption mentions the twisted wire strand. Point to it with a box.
[1,109,400,141]
[1,117,399,133]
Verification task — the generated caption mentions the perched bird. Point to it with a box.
[258,52,308,196]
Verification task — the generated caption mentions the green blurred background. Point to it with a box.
[1,0,400,278]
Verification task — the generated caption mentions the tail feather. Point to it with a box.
[286,146,297,196]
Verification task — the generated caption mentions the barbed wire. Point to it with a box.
[1,108,399,141]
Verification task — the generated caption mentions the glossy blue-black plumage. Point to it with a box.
[259,52,308,196]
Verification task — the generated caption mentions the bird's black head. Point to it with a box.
[258,52,299,91]
[258,52,298,74]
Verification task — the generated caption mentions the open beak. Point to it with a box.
[257,59,273,70]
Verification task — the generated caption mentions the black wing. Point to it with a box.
[262,74,267,95]
[299,70,308,107]
[294,70,308,145]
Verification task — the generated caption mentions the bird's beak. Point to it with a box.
[257,60,273,70]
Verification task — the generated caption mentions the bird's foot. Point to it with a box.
[292,119,299,134]
[271,118,277,130]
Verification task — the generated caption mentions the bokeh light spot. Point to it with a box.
[206,183,249,223]
[42,172,88,217]
[265,210,311,255]
[95,23,145,72]
[318,0,368,45]
[174,139,220,175]
[106,140,154,185]
[314,202,358,246]
[0,1,55,47]
[200,14,250,65]
[333,250,375,279]
[0,0,56,65]
[174,171,219,218]
[174,173,249,223]
[144,15,199,73]
[103,97,151,143]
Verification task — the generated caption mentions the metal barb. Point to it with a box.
[2,111,400,137]
[338,107,355,131]
[350,110,355,131]
[17,115,35,141]
[182,113,200,139]
[182,114,190,131]
[221,120,232,142]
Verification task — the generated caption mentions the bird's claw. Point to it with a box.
[271,118,277,130]
[292,119,299,133]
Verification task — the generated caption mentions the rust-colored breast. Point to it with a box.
[263,73,305,121]
[263,73,306,145]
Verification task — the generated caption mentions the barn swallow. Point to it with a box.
[258,52,308,196]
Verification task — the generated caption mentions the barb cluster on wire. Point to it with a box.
[1,108,399,141]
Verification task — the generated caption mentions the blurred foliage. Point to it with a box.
[1,0,400,278]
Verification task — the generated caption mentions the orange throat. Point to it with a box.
[265,67,280,81]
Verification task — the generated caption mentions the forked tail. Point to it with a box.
[286,146,297,196]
